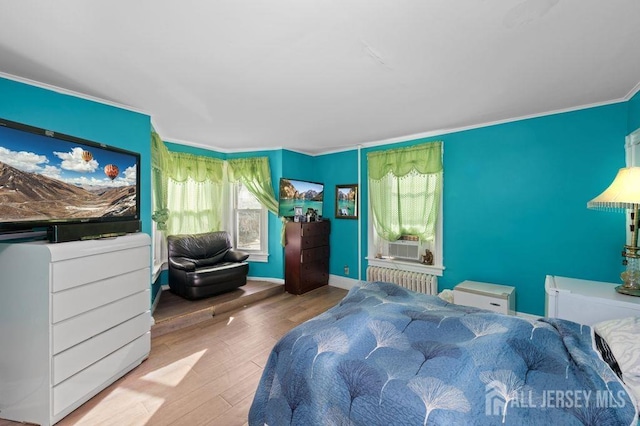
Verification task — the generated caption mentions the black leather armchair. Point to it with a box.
[167,231,249,300]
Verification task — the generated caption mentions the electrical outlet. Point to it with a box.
[344,265,349,275]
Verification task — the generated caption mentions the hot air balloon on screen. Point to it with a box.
[104,164,119,180]
[81,150,93,162]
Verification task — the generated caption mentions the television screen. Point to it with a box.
[0,118,140,240]
[279,178,324,218]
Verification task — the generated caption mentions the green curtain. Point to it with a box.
[227,157,288,245]
[165,152,226,235]
[165,152,225,183]
[166,177,224,235]
[227,157,278,214]
[367,142,442,242]
[150,129,171,230]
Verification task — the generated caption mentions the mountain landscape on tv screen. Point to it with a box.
[279,179,323,201]
[0,161,136,221]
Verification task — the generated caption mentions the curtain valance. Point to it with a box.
[368,141,442,180]
[367,141,443,242]
[166,152,225,183]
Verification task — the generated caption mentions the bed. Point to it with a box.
[249,281,639,425]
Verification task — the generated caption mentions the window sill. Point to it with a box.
[247,253,269,263]
[366,256,444,276]
[152,261,167,282]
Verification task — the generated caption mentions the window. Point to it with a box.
[150,184,167,281]
[367,142,443,275]
[368,175,443,275]
[625,127,640,246]
[166,177,224,235]
[370,225,442,274]
[233,182,268,261]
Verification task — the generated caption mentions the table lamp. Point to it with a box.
[588,167,640,296]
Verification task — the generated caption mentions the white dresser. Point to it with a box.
[0,233,151,426]
[453,280,516,315]
[545,275,640,325]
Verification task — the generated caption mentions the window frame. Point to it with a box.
[150,182,167,282]
[231,181,269,262]
[366,175,444,276]
[625,127,640,246]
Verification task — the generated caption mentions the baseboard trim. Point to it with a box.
[159,277,283,291]
[247,276,285,284]
[150,286,163,326]
[515,311,541,320]
[329,275,361,291]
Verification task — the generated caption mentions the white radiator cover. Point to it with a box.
[366,265,438,295]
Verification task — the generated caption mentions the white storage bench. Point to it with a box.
[453,280,516,315]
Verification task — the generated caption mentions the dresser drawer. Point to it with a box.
[300,245,329,263]
[53,312,150,385]
[52,332,150,417]
[51,245,149,292]
[301,234,329,250]
[52,289,150,354]
[52,268,149,323]
[300,259,329,287]
[298,259,329,294]
[300,221,330,237]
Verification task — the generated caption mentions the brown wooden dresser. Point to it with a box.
[284,220,331,294]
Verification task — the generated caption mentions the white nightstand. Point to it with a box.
[545,275,640,325]
[453,280,516,315]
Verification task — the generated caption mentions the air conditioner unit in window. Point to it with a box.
[388,239,421,261]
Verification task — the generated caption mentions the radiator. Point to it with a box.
[366,266,438,295]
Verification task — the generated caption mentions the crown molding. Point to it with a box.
[161,95,631,157]
[162,135,287,155]
[357,98,628,153]
[0,71,150,116]
[161,135,331,157]
[4,70,638,157]
[624,81,640,101]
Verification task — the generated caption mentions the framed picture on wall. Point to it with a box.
[335,184,358,219]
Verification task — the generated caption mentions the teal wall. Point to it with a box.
[438,104,627,315]
[164,141,226,159]
[281,151,318,196]
[315,150,360,278]
[346,103,627,316]
[629,90,640,133]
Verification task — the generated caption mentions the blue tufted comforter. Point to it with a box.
[249,282,637,425]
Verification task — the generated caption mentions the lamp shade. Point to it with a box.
[587,167,640,210]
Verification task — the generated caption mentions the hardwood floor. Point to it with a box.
[0,285,348,426]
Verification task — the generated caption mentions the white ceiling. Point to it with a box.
[1,0,639,155]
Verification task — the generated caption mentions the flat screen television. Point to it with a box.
[0,117,141,242]
[279,178,324,218]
